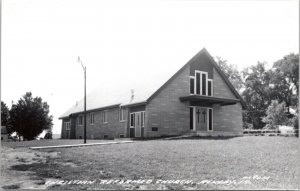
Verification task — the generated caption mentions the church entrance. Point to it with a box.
[190,106,213,131]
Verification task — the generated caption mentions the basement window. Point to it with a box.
[119,134,125,138]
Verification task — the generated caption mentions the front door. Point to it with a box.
[195,107,208,131]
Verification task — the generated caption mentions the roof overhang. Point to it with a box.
[180,95,242,107]
[58,104,121,120]
[121,101,147,108]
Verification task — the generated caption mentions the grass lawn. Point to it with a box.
[2,136,298,190]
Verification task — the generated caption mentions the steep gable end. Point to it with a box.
[147,48,246,108]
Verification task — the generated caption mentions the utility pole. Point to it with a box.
[78,56,87,144]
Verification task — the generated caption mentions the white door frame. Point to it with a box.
[190,106,213,131]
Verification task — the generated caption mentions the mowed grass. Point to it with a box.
[5,136,299,190]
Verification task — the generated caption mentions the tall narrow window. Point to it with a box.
[190,77,195,94]
[208,80,213,96]
[130,113,135,127]
[78,116,83,126]
[103,110,108,123]
[66,122,70,130]
[208,109,213,131]
[90,113,94,125]
[141,111,145,127]
[190,107,194,130]
[119,108,125,121]
[196,73,200,94]
[202,73,207,95]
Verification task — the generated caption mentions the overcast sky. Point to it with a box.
[2,0,299,134]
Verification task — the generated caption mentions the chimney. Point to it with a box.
[130,89,134,103]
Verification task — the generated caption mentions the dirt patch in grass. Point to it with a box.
[2,184,21,189]
[1,146,74,189]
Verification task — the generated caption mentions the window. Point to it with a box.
[152,127,158,131]
[119,134,125,138]
[90,113,94,125]
[119,108,125,121]
[103,110,108,123]
[208,108,213,131]
[103,135,108,139]
[201,73,207,95]
[130,113,135,127]
[190,107,194,130]
[196,72,201,94]
[78,116,83,126]
[208,79,213,96]
[192,70,213,96]
[190,77,195,94]
[141,111,145,127]
[65,122,70,130]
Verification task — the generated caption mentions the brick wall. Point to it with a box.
[74,107,128,139]
[213,103,243,135]
[213,68,236,99]
[146,66,190,137]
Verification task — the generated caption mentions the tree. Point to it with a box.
[8,92,53,140]
[273,53,299,95]
[1,101,9,127]
[242,62,272,129]
[262,100,288,129]
[271,53,299,113]
[215,57,244,92]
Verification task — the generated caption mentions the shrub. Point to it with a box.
[262,100,289,128]
[44,131,53,139]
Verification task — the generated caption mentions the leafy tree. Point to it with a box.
[262,100,288,129]
[1,101,9,127]
[242,62,272,129]
[273,53,299,95]
[215,57,244,92]
[271,53,299,113]
[8,92,53,140]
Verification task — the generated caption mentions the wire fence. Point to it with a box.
[243,129,295,136]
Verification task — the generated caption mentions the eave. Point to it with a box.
[179,95,244,108]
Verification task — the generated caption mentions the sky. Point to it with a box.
[2,0,299,134]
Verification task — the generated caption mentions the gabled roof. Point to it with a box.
[59,48,246,119]
[147,48,246,108]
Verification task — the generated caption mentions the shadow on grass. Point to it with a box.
[2,184,20,189]
[10,163,62,179]
[131,135,240,141]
